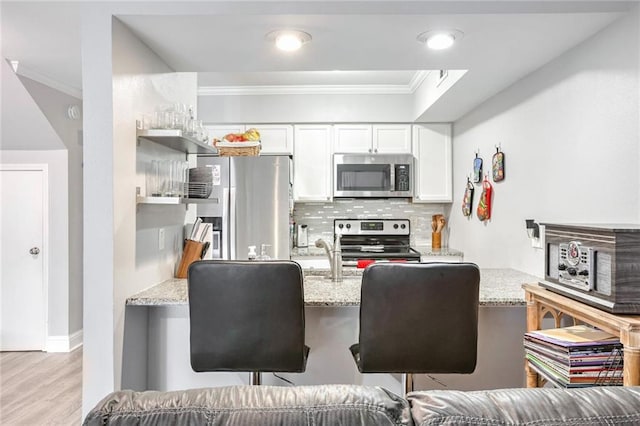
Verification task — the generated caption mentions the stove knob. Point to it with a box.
[400,224,406,229]
[579,270,589,276]
[346,224,351,229]
[338,224,344,229]
[558,264,567,271]
[567,267,577,276]
[393,224,399,229]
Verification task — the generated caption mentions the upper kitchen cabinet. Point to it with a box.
[205,124,245,144]
[373,124,412,154]
[334,124,411,154]
[412,124,452,203]
[333,124,372,153]
[293,125,333,202]
[205,124,293,155]
[244,124,293,155]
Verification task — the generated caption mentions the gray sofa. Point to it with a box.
[84,384,640,425]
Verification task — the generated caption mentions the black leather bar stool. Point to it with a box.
[350,262,480,394]
[188,260,309,385]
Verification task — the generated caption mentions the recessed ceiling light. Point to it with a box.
[417,29,464,50]
[265,30,312,52]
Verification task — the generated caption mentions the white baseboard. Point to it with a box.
[46,330,83,352]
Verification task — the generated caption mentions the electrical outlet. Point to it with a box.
[531,237,543,249]
[158,228,165,250]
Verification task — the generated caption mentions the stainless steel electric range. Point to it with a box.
[335,219,421,267]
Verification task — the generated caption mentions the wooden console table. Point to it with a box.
[523,283,640,387]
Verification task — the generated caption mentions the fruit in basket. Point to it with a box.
[244,128,261,141]
[221,129,260,143]
[223,133,247,142]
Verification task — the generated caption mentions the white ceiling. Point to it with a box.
[1,1,635,119]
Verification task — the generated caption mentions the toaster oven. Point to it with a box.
[541,223,640,313]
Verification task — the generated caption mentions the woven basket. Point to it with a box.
[214,141,261,157]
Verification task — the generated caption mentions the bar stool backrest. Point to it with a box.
[357,262,480,373]
[188,260,307,373]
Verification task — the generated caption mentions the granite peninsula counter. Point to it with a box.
[122,267,542,395]
[126,268,540,307]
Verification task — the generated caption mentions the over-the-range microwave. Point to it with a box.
[333,153,414,198]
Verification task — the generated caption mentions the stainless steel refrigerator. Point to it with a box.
[196,156,292,260]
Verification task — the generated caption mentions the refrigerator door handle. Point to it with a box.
[222,187,230,260]
[230,187,237,260]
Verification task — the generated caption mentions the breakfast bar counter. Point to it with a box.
[126,268,540,307]
[122,267,542,395]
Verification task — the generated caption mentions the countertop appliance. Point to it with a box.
[296,224,309,248]
[541,223,640,313]
[196,156,292,260]
[333,154,413,198]
[335,219,421,267]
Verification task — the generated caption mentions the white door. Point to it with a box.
[0,167,46,350]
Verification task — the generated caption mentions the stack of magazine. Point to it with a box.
[524,325,623,388]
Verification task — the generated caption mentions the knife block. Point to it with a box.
[176,240,204,278]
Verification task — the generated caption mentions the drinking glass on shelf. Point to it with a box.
[173,103,187,131]
[137,114,152,131]
[172,161,188,197]
[159,160,171,196]
[185,117,197,137]
[146,160,161,197]
[199,123,209,144]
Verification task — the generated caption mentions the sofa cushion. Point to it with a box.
[408,386,640,425]
[83,385,413,426]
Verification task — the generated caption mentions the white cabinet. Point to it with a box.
[293,125,333,202]
[412,124,452,203]
[206,124,245,143]
[333,124,372,153]
[373,124,412,154]
[205,124,294,155]
[334,124,411,154]
[244,124,293,155]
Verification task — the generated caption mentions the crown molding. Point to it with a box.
[407,70,431,92]
[16,65,83,100]
[199,84,415,96]
[198,70,433,96]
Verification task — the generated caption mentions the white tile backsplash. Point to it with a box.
[293,199,448,247]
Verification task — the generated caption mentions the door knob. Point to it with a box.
[29,247,40,255]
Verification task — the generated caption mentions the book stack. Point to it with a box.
[524,325,623,388]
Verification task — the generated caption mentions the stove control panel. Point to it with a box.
[334,219,410,235]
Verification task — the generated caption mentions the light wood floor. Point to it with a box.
[0,348,82,425]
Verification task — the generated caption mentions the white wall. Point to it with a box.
[82,12,198,413]
[413,70,467,121]
[113,18,197,394]
[18,76,84,336]
[81,5,115,414]
[447,9,640,276]
[198,92,414,123]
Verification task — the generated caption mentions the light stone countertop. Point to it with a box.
[413,246,464,257]
[126,268,541,307]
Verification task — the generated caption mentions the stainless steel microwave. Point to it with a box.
[333,153,414,198]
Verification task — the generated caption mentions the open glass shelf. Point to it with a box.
[136,196,219,205]
[136,129,217,154]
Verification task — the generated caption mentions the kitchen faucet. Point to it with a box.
[315,235,343,282]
